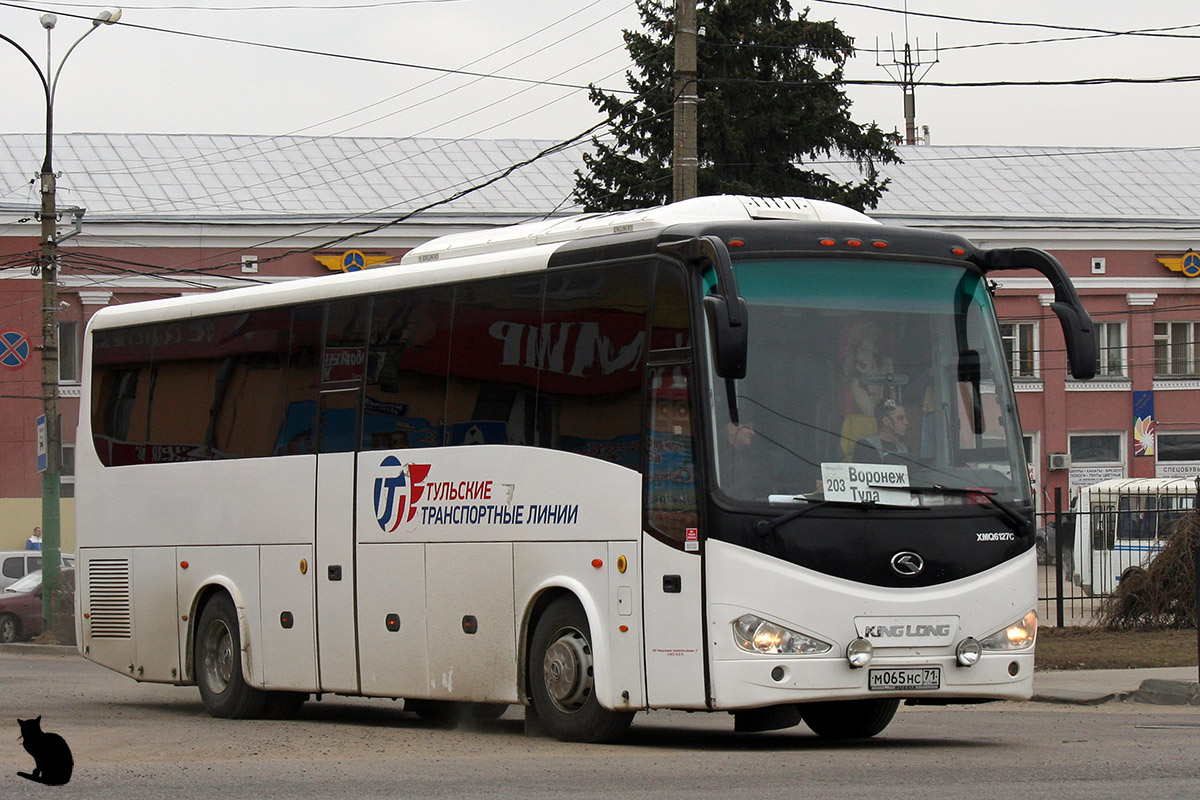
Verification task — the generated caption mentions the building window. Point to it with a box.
[1154,321,1200,376]
[1069,433,1122,464]
[58,321,80,383]
[61,442,75,498]
[1095,322,1125,377]
[1156,433,1200,478]
[999,322,1037,378]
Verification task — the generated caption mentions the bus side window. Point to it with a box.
[445,274,544,447]
[646,365,699,542]
[539,264,649,467]
[362,287,454,451]
[91,327,154,466]
[317,297,370,453]
[277,304,324,455]
[209,308,291,459]
[1116,496,1136,540]
[645,264,697,544]
[1142,495,1158,539]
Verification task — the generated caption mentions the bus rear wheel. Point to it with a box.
[528,596,634,743]
[800,698,900,739]
[195,593,267,719]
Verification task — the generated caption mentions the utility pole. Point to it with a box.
[673,0,698,201]
[1,8,122,635]
[875,2,938,145]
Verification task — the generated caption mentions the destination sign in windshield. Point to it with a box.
[820,463,915,506]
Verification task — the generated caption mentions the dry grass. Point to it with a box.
[1037,626,1199,670]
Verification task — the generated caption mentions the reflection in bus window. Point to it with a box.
[708,259,1028,506]
[362,286,453,450]
[647,364,698,541]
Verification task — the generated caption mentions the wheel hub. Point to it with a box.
[542,629,592,712]
[202,620,233,694]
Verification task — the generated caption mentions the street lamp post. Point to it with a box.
[0,8,121,635]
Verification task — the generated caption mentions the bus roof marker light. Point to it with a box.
[819,238,836,247]
[728,238,745,248]
[846,638,873,668]
[951,246,967,256]
[846,239,863,248]
[872,240,888,249]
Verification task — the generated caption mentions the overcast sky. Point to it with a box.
[0,0,1197,151]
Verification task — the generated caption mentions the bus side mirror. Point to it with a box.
[981,247,1096,380]
[659,235,748,379]
[703,294,748,379]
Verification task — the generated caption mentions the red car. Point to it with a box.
[0,569,75,643]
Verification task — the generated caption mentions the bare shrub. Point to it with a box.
[1097,511,1200,630]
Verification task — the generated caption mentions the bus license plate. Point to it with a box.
[868,667,940,691]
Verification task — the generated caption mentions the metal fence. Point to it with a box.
[1036,481,1199,627]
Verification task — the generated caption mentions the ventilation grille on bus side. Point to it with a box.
[87,559,132,639]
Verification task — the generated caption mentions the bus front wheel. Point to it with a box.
[528,596,634,743]
[194,593,267,719]
[800,698,900,739]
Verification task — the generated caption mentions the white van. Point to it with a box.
[1072,477,1198,596]
[0,551,75,591]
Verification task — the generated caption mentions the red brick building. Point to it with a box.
[3,137,1198,547]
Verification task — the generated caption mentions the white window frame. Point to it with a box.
[58,320,80,384]
[1094,321,1125,377]
[999,321,1038,379]
[1154,321,1200,377]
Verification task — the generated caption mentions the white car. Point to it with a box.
[0,551,75,591]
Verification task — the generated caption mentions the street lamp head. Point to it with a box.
[39,13,57,29]
[93,8,122,26]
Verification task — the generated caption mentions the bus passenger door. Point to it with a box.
[642,362,708,709]
[314,389,363,693]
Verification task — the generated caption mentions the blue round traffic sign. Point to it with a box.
[0,329,30,370]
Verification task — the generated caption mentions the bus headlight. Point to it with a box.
[980,611,1037,651]
[733,614,832,655]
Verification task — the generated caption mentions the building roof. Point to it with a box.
[816,145,1200,228]
[0,132,584,223]
[3,134,1200,233]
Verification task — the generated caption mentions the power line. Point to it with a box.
[0,1,637,94]
[808,0,1200,41]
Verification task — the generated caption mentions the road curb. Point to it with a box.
[1127,679,1200,706]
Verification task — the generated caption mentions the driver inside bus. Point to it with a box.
[853,400,910,463]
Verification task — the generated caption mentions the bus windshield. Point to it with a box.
[708,258,1030,507]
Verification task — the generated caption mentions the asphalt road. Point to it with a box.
[3,648,1199,799]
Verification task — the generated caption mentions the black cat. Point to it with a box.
[17,716,73,785]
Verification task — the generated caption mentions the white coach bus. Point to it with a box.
[76,195,1096,742]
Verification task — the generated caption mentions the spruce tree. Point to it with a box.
[574,0,898,212]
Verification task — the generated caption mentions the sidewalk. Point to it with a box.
[1033,666,1200,706]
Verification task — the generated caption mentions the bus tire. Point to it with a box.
[800,698,900,739]
[194,593,267,719]
[0,613,20,643]
[528,595,634,743]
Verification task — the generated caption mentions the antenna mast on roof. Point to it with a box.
[875,1,939,145]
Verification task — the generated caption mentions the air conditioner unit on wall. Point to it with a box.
[1047,453,1072,471]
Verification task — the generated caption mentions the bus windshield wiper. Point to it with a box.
[907,485,1031,535]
